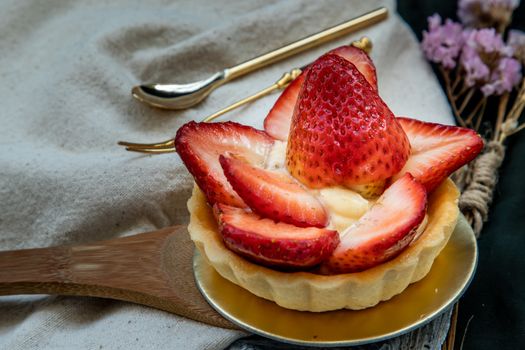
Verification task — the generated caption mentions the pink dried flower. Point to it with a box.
[458,0,520,29]
[508,29,525,64]
[481,57,522,95]
[463,28,512,55]
[461,43,491,86]
[460,28,518,94]
[421,14,465,69]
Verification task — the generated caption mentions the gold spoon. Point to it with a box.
[132,8,387,110]
[120,37,373,153]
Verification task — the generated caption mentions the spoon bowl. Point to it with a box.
[132,71,227,110]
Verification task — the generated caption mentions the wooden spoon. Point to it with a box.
[0,225,236,329]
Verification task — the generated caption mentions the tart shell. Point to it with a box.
[187,179,460,312]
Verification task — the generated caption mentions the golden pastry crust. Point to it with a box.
[188,179,459,312]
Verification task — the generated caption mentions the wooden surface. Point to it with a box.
[0,226,236,330]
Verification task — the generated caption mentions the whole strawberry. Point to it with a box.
[264,45,377,141]
[286,54,410,189]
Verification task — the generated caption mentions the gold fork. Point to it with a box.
[118,37,372,154]
[118,68,302,153]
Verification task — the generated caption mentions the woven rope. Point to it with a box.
[455,141,505,238]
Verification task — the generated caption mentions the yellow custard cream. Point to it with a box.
[264,141,372,233]
[318,187,370,232]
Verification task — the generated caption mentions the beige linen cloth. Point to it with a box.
[0,0,454,348]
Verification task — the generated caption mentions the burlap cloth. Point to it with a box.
[0,0,455,348]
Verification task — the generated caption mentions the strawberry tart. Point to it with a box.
[176,46,483,311]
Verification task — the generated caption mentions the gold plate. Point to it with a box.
[193,215,477,346]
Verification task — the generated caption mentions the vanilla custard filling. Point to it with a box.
[264,141,373,233]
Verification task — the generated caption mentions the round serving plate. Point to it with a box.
[193,215,477,347]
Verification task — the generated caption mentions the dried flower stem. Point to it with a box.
[465,97,486,125]
[474,100,486,131]
[458,88,475,114]
[455,83,471,99]
[505,123,525,138]
[494,93,510,141]
[452,77,462,92]
[506,80,525,121]
[451,65,463,91]
[498,80,525,142]
[440,67,467,127]
[497,23,504,34]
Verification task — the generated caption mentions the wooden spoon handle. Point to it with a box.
[0,227,178,300]
[0,244,71,295]
[0,226,236,329]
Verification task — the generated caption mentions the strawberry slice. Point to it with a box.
[175,121,273,207]
[220,155,328,228]
[214,203,339,269]
[263,73,306,141]
[396,117,484,192]
[264,45,377,141]
[286,54,410,189]
[321,173,427,274]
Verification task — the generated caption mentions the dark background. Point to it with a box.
[397,1,525,349]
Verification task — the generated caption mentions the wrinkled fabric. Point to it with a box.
[0,0,453,348]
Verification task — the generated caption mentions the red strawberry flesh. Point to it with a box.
[322,173,427,274]
[220,155,328,228]
[286,53,410,188]
[214,203,339,269]
[263,45,377,141]
[328,45,377,91]
[396,117,484,192]
[175,121,273,207]
[264,73,306,141]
